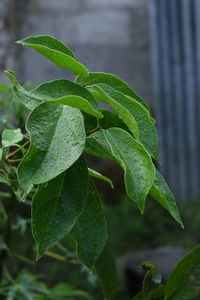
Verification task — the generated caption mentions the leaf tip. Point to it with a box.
[4,70,18,86]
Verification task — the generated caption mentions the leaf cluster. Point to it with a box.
[0,35,193,299]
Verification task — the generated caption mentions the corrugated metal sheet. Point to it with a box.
[149,0,200,201]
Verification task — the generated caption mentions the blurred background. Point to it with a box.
[0,0,200,299]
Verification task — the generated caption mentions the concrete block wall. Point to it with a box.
[16,0,154,106]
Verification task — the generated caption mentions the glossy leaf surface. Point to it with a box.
[5,72,102,117]
[32,156,88,258]
[18,103,85,193]
[76,72,149,110]
[73,179,107,269]
[92,84,140,140]
[17,36,89,77]
[150,170,183,228]
[90,128,155,212]
[88,168,114,189]
[93,84,158,159]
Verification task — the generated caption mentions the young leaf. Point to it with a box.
[18,103,85,193]
[150,170,183,228]
[32,156,88,259]
[140,261,162,298]
[94,247,118,300]
[2,128,23,148]
[93,84,158,160]
[165,245,200,300]
[92,84,140,140]
[76,72,149,110]
[17,35,89,77]
[90,128,155,213]
[73,179,107,269]
[88,168,114,189]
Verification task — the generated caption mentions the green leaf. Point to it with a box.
[2,128,23,148]
[132,286,165,300]
[94,246,118,300]
[140,261,162,298]
[92,84,140,140]
[90,128,155,212]
[126,96,158,160]
[5,72,102,118]
[4,71,41,110]
[92,84,158,159]
[85,135,115,161]
[17,35,89,77]
[73,179,107,269]
[165,245,200,300]
[88,168,114,189]
[18,102,85,193]
[32,156,88,259]
[0,83,8,93]
[34,79,102,118]
[76,72,149,110]
[150,170,184,228]
[100,110,129,132]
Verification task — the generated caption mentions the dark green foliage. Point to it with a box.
[1,35,196,299]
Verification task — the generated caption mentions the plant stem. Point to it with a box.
[6,158,22,163]
[6,141,30,159]
[44,251,79,264]
[86,126,102,136]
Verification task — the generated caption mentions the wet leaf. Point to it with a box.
[17,35,88,77]
[92,84,140,140]
[93,84,158,159]
[73,179,107,269]
[150,170,183,228]
[2,128,23,148]
[18,102,85,193]
[32,156,88,258]
[89,128,155,212]
[76,72,149,110]
[5,73,101,118]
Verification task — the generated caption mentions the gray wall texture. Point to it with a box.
[16,0,154,106]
